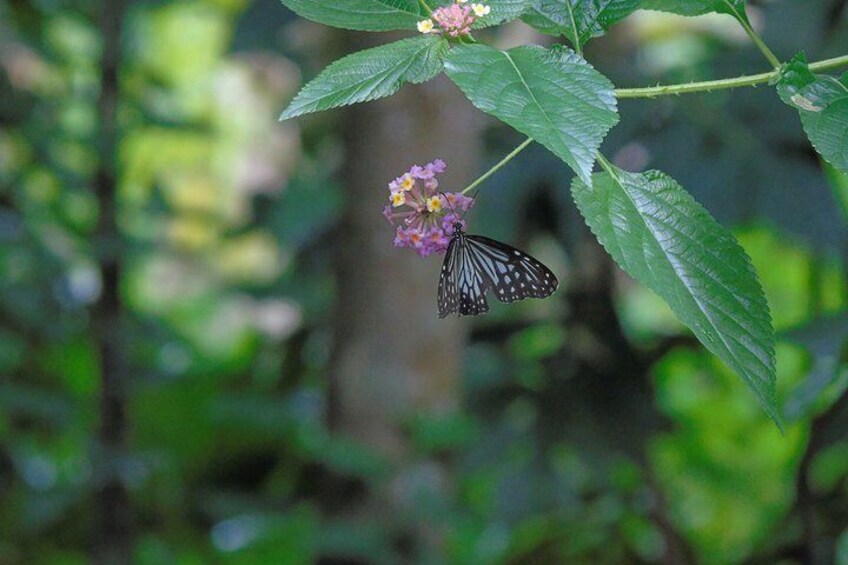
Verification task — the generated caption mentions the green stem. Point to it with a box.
[564,2,582,56]
[461,137,534,195]
[724,0,781,68]
[418,0,432,15]
[615,53,848,99]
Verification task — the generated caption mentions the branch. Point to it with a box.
[615,54,848,99]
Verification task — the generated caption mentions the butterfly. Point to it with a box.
[438,221,559,318]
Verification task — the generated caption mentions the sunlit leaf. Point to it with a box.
[572,166,780,427]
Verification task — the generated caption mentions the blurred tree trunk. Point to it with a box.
[92,0,131,563]
[326,32,481,559]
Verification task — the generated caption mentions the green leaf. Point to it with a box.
[279,0,426,31]
[572,166,780,427]
[279,0,533,31]
[280,36,448,120]
[798,95,848,174]
[444,44,618,186]
[521,0,640,49]
[776,53,848,173]
[639,0,748,20]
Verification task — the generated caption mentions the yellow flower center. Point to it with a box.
[417,19,435,33]
[400,174,415,191]
[472,3,490,16]
[426,196,443,213]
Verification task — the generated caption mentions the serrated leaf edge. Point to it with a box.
[573,168,781,428]
[280,36,446,120]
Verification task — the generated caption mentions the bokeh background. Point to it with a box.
[2,0,848,563]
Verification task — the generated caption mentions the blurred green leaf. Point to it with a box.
[509,323,566,360]
[620,513,664,561]
[408,412,478,453]
[444,44,618,186]
[810,444,848,493]
[213,507,318,564]
[41,337,98,398]
[572,167,779,427]
[521,0,640,49]
[838,527,848,565]
[651,348,802,562]
[280,36,448,120]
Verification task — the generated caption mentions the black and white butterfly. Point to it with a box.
[438,222,558,318]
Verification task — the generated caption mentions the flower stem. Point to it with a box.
[418,0,433,15]
[615,53,848,99]
[723,0,781,68]
[461,137,534,195]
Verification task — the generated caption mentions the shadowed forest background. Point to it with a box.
[1,0,848,563]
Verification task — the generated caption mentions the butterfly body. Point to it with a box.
[438,223,559,318]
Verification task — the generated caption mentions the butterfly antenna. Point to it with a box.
[439,191,458,216]
[460,189,480,221]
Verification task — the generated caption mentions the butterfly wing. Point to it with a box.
[438,235,491,318]
[465,235,558,303]
[437,237,460,318]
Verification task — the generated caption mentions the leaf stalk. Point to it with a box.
[724,0,781,68]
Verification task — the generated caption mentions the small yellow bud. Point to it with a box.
[417,19,435,33]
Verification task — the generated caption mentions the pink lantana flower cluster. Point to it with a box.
[382,160,474,257]
[417,1,491,37]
